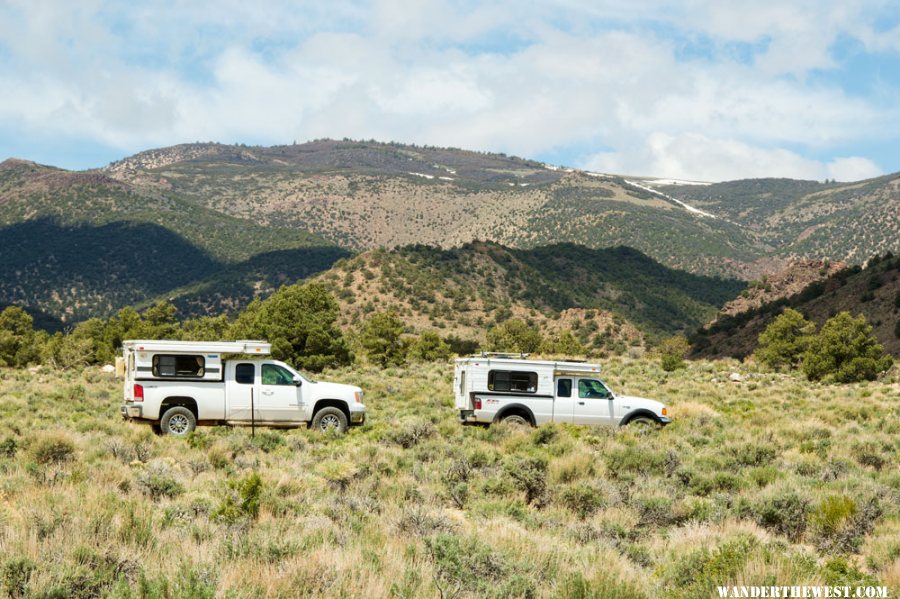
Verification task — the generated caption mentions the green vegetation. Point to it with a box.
[0,358,897,596]
[657,336,690,372]
[754,308,892,383]
[801,312,893,383]
[358,311,407,367]
[755,308,816,369]
[486,319,544,353]
[693,252,900,360]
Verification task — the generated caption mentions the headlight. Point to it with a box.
[354,391,363,404]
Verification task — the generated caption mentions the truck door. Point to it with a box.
[573,378,615,426]
[226,362,257,421]
[259,363,302,421]
[553,377,575,423]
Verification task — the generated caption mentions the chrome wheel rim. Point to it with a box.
[319,414,341,430]
[503,415,529,426]
[169,414,190,434]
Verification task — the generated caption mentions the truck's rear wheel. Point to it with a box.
[160,407,196,437]
[312,407,348,433]
[499,413,531,427]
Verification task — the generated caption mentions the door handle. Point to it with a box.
[578,401,585,405]
[262,390,274,396]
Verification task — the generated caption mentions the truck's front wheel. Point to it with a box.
[311,407,348,434]
[160,407,197,437]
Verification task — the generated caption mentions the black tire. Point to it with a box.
[499,413,532,427]
[311,407,349,433]
[626,415,660,432]
[160,407,197,437]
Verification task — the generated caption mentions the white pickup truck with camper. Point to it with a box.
[454,354,670,429]
[118,340,365,436]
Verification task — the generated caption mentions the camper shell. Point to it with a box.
[119,340,365,435]
[454,354,669,428]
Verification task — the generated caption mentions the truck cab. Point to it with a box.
[120,340,365,436]
[454,354,669,429]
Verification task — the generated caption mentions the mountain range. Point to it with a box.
[2,139,898,349]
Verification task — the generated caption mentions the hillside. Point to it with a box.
[691,253,900,359]
[309,242,745,347]
[101,140,900,278]
[0,158,344,324]
[98,141,766,276]
[658,176,900,266]
[3,139,900,330]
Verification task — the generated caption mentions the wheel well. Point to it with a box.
[160,397,198,420]
[620,409,660,426]
[494,404,535,426]
[312,399,350,421]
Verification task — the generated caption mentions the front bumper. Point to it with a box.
[349,404,366,425]
[120,404,142,419]
[658,416,672,425]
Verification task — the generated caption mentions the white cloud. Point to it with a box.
[582,133,831,181]
[826,157,883,182]
[0,0,896,180]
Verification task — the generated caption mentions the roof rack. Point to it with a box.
[474,352,530,359]
[122,340,271,355]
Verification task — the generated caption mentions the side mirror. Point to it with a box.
[292,375,303,386]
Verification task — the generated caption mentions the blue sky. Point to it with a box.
[0,0,898,182]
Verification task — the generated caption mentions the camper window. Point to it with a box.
[152,355,205,378]
[488,370,537,393]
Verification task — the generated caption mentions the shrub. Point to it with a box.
[542,329,586,357]
[214,472,264,523]
[30,434,75,465]
[605,446,667,478]
[230,283,352,372]
[559,484,605,518]
[2,557,35,599]
[358,310,407,367]
[0,436,17,458]
[504,453,548,505]
[663,534,758,598]
[810,495,882,554]
[388,419,435,448]
[136,461,185,500]
[0,306,39,367]
[802,312,893,382]
[755,308,815,370]
[424,533,525,598]
[752,489,810,541]
[408,331,452,362]
[657,336,690,371]
[486,319,543,354]
[727,442,777,467]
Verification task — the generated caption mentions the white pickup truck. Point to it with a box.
[454,355,670,429]
[119,340,366,436]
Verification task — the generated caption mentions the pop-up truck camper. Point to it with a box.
[119,340,365,436]
[454,354,669,428]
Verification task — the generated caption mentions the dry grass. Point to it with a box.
[0,358,897,597]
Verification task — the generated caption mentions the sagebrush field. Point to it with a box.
[0,359,898,598]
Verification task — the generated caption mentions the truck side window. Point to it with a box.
[235,363,255,384]
[488,370,538,393]
[578,379,610,399]
[557,378,572,397]
[262,364,294,385]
